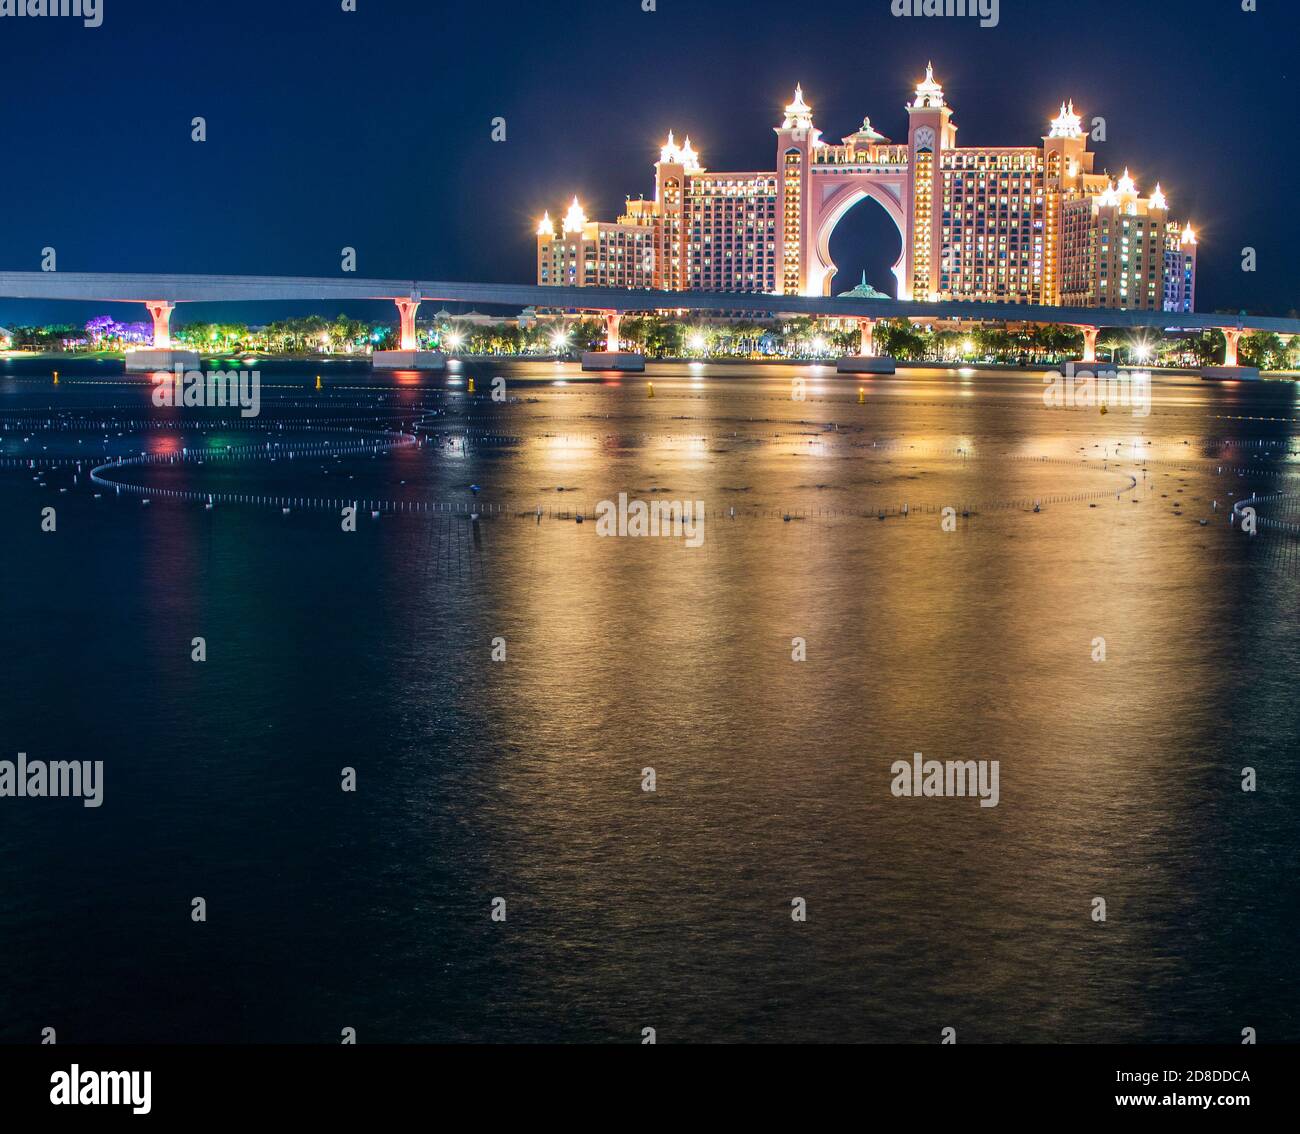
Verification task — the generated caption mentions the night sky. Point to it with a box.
[0,0,1294,325]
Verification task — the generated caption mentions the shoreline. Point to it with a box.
[2,350,1296,380]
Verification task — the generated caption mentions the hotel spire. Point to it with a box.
[562,196,587,234]
[1049,100,1083,139]
[912,62,945,108]
[782,84,814,130]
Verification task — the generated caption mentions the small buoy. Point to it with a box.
[858,388,865,404]
[1100,404,1108,415]
[467,378,476,394]
[53,372,59,385]
[315,375,322,390]
[1033,502,1041,513]
[647,382,655,398]
[575,514,584,523]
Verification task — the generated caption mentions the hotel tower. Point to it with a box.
[537,65,1196,312]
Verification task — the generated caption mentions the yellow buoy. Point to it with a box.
[857,387,865,404]
[315,375,322,390]
[467,378,476,394]
[53,372,59,385]
[647,382,655,398]
[1100,403,1108,415]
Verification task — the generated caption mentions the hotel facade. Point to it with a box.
[537,66,1197,312]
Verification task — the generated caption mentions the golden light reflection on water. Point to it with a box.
[380,364,1296,1039]
[6,361,1297,1043]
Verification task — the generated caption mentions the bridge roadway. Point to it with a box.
[1,271,1296,334]
[0,272,1294,373]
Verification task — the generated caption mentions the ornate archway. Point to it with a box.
[806,175,909,299]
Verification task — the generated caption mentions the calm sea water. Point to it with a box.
[1,357,1297,1043]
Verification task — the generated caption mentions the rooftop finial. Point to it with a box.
[1049,99,1083,138]
[912,62,945,109]
[562,196,587,234]
[782,83,814,129]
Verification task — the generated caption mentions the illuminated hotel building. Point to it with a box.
[1059,171,1198,311]
[536,198,657,289]
[536,65,1197,311]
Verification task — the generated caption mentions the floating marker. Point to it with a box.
[858,388,865,404]
[467,378,476,394]
[647,382,654,398]
[315,375,322,390]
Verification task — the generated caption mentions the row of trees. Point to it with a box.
[2,314,1296,369]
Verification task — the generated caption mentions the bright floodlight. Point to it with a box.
[688,333,707,352]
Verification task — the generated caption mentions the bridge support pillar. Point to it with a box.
[582,311,644,371]
[145,301,174,350]
[124,300,200,372]
[1080,326,1099,364]
[857,318,876,358]
[373,296,443,372]
[603,312,622,353]
[395,298,420,352]
[1200,327,1260,380]
[837,316,895,373]
[1222,328,1243,368]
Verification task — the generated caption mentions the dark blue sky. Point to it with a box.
[0,0,1294,325]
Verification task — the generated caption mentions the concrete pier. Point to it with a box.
[837,355,897,374]
[372,350,446,371]
[581,351,645,372]
[1200,366,1261,381]
[124,349,200,373]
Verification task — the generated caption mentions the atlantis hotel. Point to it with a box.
[537,66,1197,312]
